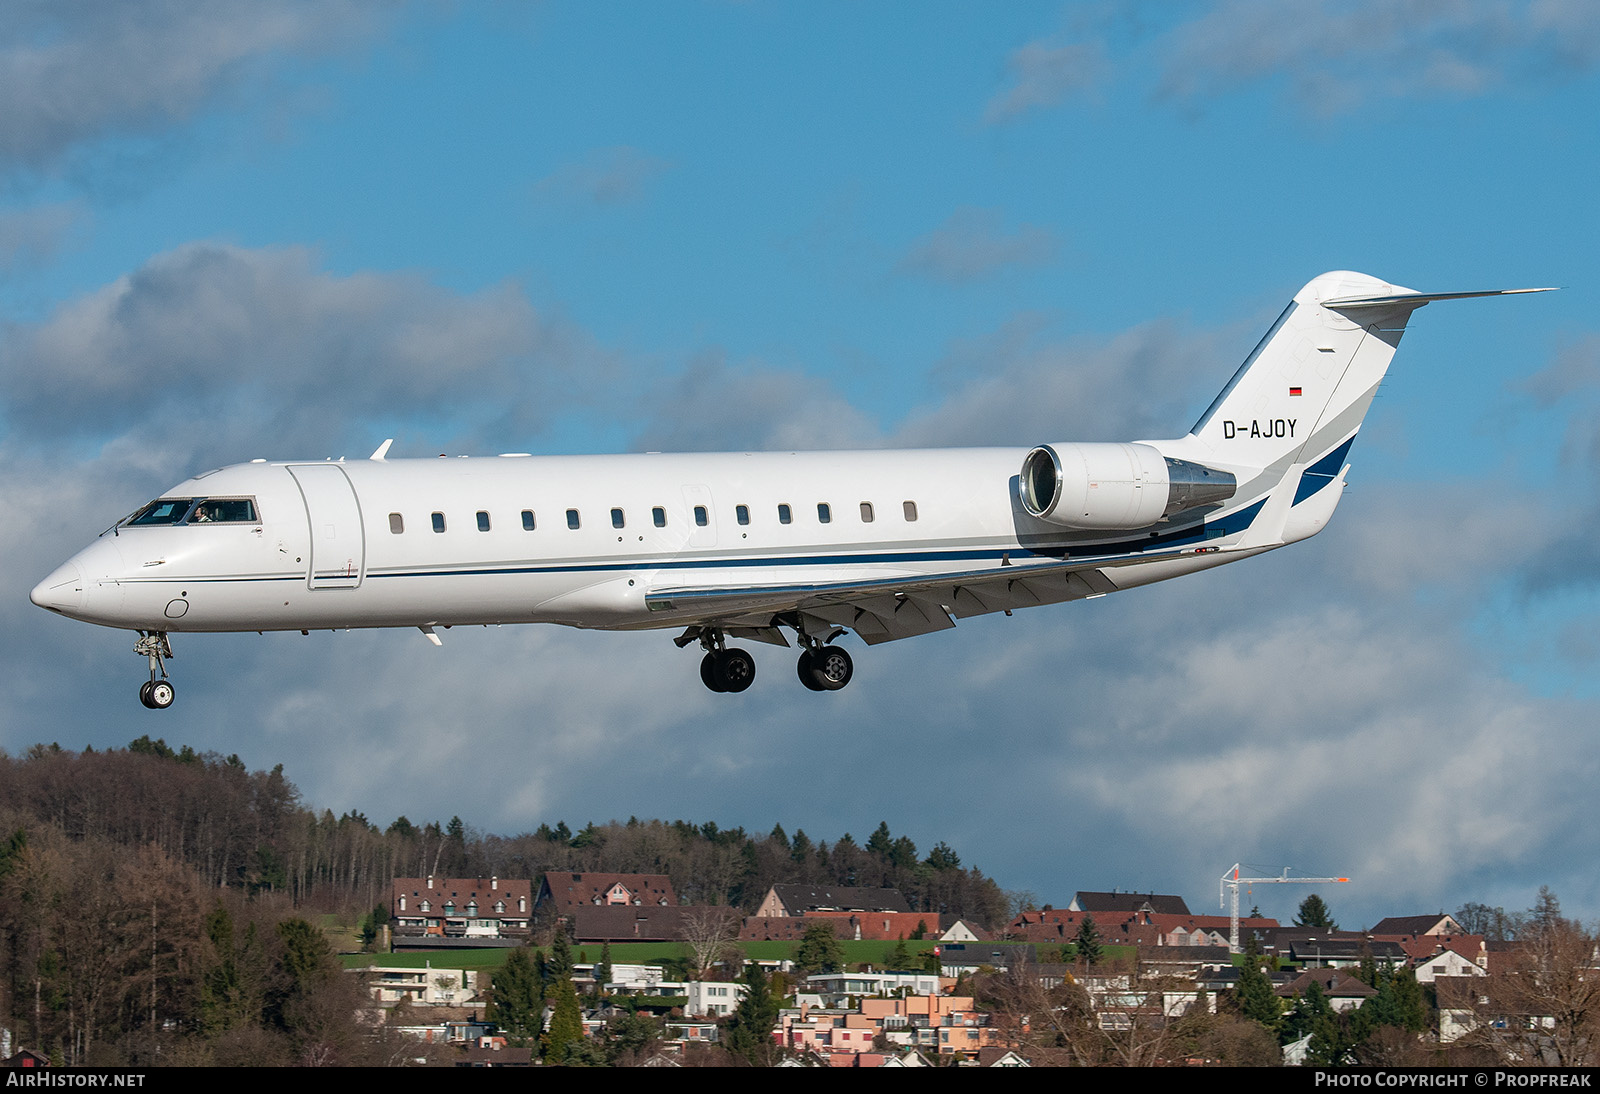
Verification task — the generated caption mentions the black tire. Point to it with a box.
[700,652,726,692]
[147,680,175,709]
[714,648,756,693]
[138,681,155,708]
[812,645,853,691]
[796,650,825,691]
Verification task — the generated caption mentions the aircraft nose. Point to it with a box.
[31,561,85,615]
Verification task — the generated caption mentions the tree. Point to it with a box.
[1074,915,1103,966]
[725,962,780,1066]
[794,920,844,974]
[1234,954,1282,1035]
[1295,894,1338,932]
[1470,912,1600,1066]
[542,976,584,1064]
[489,947,543,1044]
[679,906,741,977]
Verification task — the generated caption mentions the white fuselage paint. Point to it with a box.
[34,446,1253,636]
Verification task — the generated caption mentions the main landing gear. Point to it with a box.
[134,631,175,709]
[683,625,855,694]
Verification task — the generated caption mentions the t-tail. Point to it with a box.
[1150,270,1553,548]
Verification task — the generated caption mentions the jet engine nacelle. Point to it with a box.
[1019,442,1237,530]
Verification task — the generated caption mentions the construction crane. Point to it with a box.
[1220,863,1350,953]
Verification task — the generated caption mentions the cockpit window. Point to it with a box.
[125,497,258,526]
[127,499,193,525]
[191,498,257,523]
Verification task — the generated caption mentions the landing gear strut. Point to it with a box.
[134,631,175,709]
[694,631,756,693]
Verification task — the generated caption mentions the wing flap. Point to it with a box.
[643,548,1169,643]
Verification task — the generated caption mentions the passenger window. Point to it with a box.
[476,511,491,532]
[817,503,831,524]
[736,504,749,525]
[611,508,625,529]
[566,509,580,530]
[694,505,708,527]
[903,500,918,521]
[653,507,666,528]
[860,502,874,523]
[432,512,446,533]
[778,504,792,525]
[521,510,536,531]
[389,513,404,534]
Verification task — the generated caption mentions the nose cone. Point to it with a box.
[31,561,85,615]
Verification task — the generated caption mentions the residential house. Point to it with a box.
[392,876,532,939]
[754,884,911,918]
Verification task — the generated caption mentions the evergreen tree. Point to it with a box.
[1295,893,1338,932]
[1235,955,1282,1035]
[489,947,543,1044]
[594,941,613,993]
[542,977,584,1064]
[725,962,780,1066]
[547,931,574,981]
[1074,915,1104,966]
[794,920,844,974]
[888,937,913,970]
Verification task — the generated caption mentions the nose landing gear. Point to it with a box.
[134,631,175,709]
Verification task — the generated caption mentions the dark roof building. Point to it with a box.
[755,885,911,918]
[1070,891,1191,916]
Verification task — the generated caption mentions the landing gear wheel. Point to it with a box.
[796,650,825,691]
[139,681,154,708]
[146,680,175,709]
[713,648,756,693]
[810,645,853,691]
[701,652,727,693]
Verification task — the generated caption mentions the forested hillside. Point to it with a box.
[0,738,1007,1064]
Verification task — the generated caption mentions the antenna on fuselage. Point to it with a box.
[370,439,394,461]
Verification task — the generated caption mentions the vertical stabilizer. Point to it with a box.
[1187,271,1422,474]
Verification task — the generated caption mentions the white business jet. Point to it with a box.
[31,271,1549,708]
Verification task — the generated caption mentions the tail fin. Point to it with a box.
[1153,271,1552,544]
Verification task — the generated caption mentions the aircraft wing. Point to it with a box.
[645,544,1195,644]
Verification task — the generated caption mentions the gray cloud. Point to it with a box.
[629,350,883,454]
[0,0,393,176]
[897,207,1059,284]
[984,38,1109,124]
[531,146,674,208]
[0,241,611,460]
[1157,0,1600,114]
[893,314,1238,447]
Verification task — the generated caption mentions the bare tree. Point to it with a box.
[1469,917,1600,1066]
[679,906,742,978]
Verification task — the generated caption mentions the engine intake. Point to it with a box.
[1019,443,1236,530]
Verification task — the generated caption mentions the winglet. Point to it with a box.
[370,439,394,461]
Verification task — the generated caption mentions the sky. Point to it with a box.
[4,0,1599,931]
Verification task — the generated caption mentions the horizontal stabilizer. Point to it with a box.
[1321,287,1556,310]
